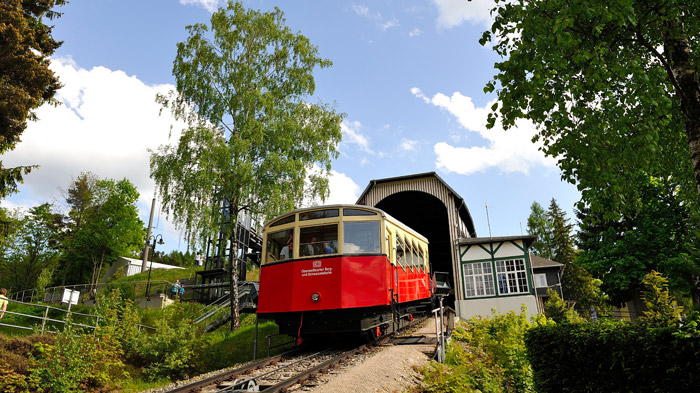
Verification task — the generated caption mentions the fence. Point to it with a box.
[11,280,175,304]
[0,298,155,335]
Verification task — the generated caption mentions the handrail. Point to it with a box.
[0,298,155,334]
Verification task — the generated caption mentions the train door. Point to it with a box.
[387,226,400,332]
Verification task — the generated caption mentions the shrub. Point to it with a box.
[32,319,128,393]
[639,271,683,327]
[525,321,700,392]
[131,303,200,381]
[414,308,541,393]
[543,289,582,323]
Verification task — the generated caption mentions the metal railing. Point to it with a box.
[0,298,154,335]
[11,281,175,304]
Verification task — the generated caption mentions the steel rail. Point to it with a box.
[163,348,302,393]
[260,343,370,393]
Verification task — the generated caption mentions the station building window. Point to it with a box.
[343,221,380,253]
[496,259,529,295]
[300,224,338,256]
[463,262,496,298]
[534,273,548,288]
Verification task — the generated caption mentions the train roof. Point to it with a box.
[263,204,429,243]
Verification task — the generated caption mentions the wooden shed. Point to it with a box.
[356,172,476,316]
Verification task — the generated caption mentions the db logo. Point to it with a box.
[312,261,322,268]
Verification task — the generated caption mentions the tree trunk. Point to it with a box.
[229,199,241,331]
[663,19,700,202]
[663,19,700,306]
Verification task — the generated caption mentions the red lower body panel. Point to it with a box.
[257,255,431,314]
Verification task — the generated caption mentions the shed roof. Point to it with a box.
[530,254,564,269]
[357,171,476,236]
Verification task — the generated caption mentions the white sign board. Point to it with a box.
[62,288,80,305]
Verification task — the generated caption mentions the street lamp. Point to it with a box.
[145,234,164,301]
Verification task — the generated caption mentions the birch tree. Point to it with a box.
[151,1,343,329]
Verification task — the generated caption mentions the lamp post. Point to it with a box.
[145,234,164,301]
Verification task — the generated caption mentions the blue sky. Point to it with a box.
[2,0,580,253]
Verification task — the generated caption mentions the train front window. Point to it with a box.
[343,208,377,216]
[300,209,339,221]
[300,224,338,256]
[270,214,295,227]
[265,229,294,263]
[343,221,380,253]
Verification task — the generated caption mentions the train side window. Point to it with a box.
[266,229,294,263]
[343,221,380,253]
[396,235,406,270]
[418,245,425,271]
[385,228,392,263]
[300,224,338,256]
[407,241,415,271]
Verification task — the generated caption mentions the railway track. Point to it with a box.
[164,317,429,393]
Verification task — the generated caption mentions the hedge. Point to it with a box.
[525,322,700,392]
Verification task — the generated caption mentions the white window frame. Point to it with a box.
[463,262,496,298]
[495,259,529,295]
[534,273,548,288]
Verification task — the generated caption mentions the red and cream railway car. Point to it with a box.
[257,205,433,338]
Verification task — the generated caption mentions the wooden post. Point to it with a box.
[41,306,49,335]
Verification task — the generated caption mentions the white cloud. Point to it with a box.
[179,0,219,13]
[409,28,423,37]
[352,4,399,32]
[432,0,495,28]
[302,167,360,207]
[399,138,417,152]
[352,4,371,17]
[2,57,187,222]
[411,87,556,175]
[341,121,374,154]
[326,170,361,205]
[380,19,399,31]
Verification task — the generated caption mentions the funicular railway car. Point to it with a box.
[257,205,433,339]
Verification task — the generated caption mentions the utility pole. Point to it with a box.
[141,198,156,273]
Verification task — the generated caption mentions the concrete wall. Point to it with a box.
[458,295,539,320]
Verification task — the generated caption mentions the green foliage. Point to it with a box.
[416,309,538,393]
[33,267,53,301]
[483,0,700,217]
[525,322,700,392]
[527,198,607,316]
[152,0,344,247]
[66,178,145,286]
[0,203,62,292]
[639,271,683,327]
[526,201,553,259]
[92,289,143,358]
[33,319,128,392]
[195,317,290,372]
[132,303,200,380]
[0,0,65,197]
[543,288,580,324]
[0,334,51,392]
[576,175,700,305]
